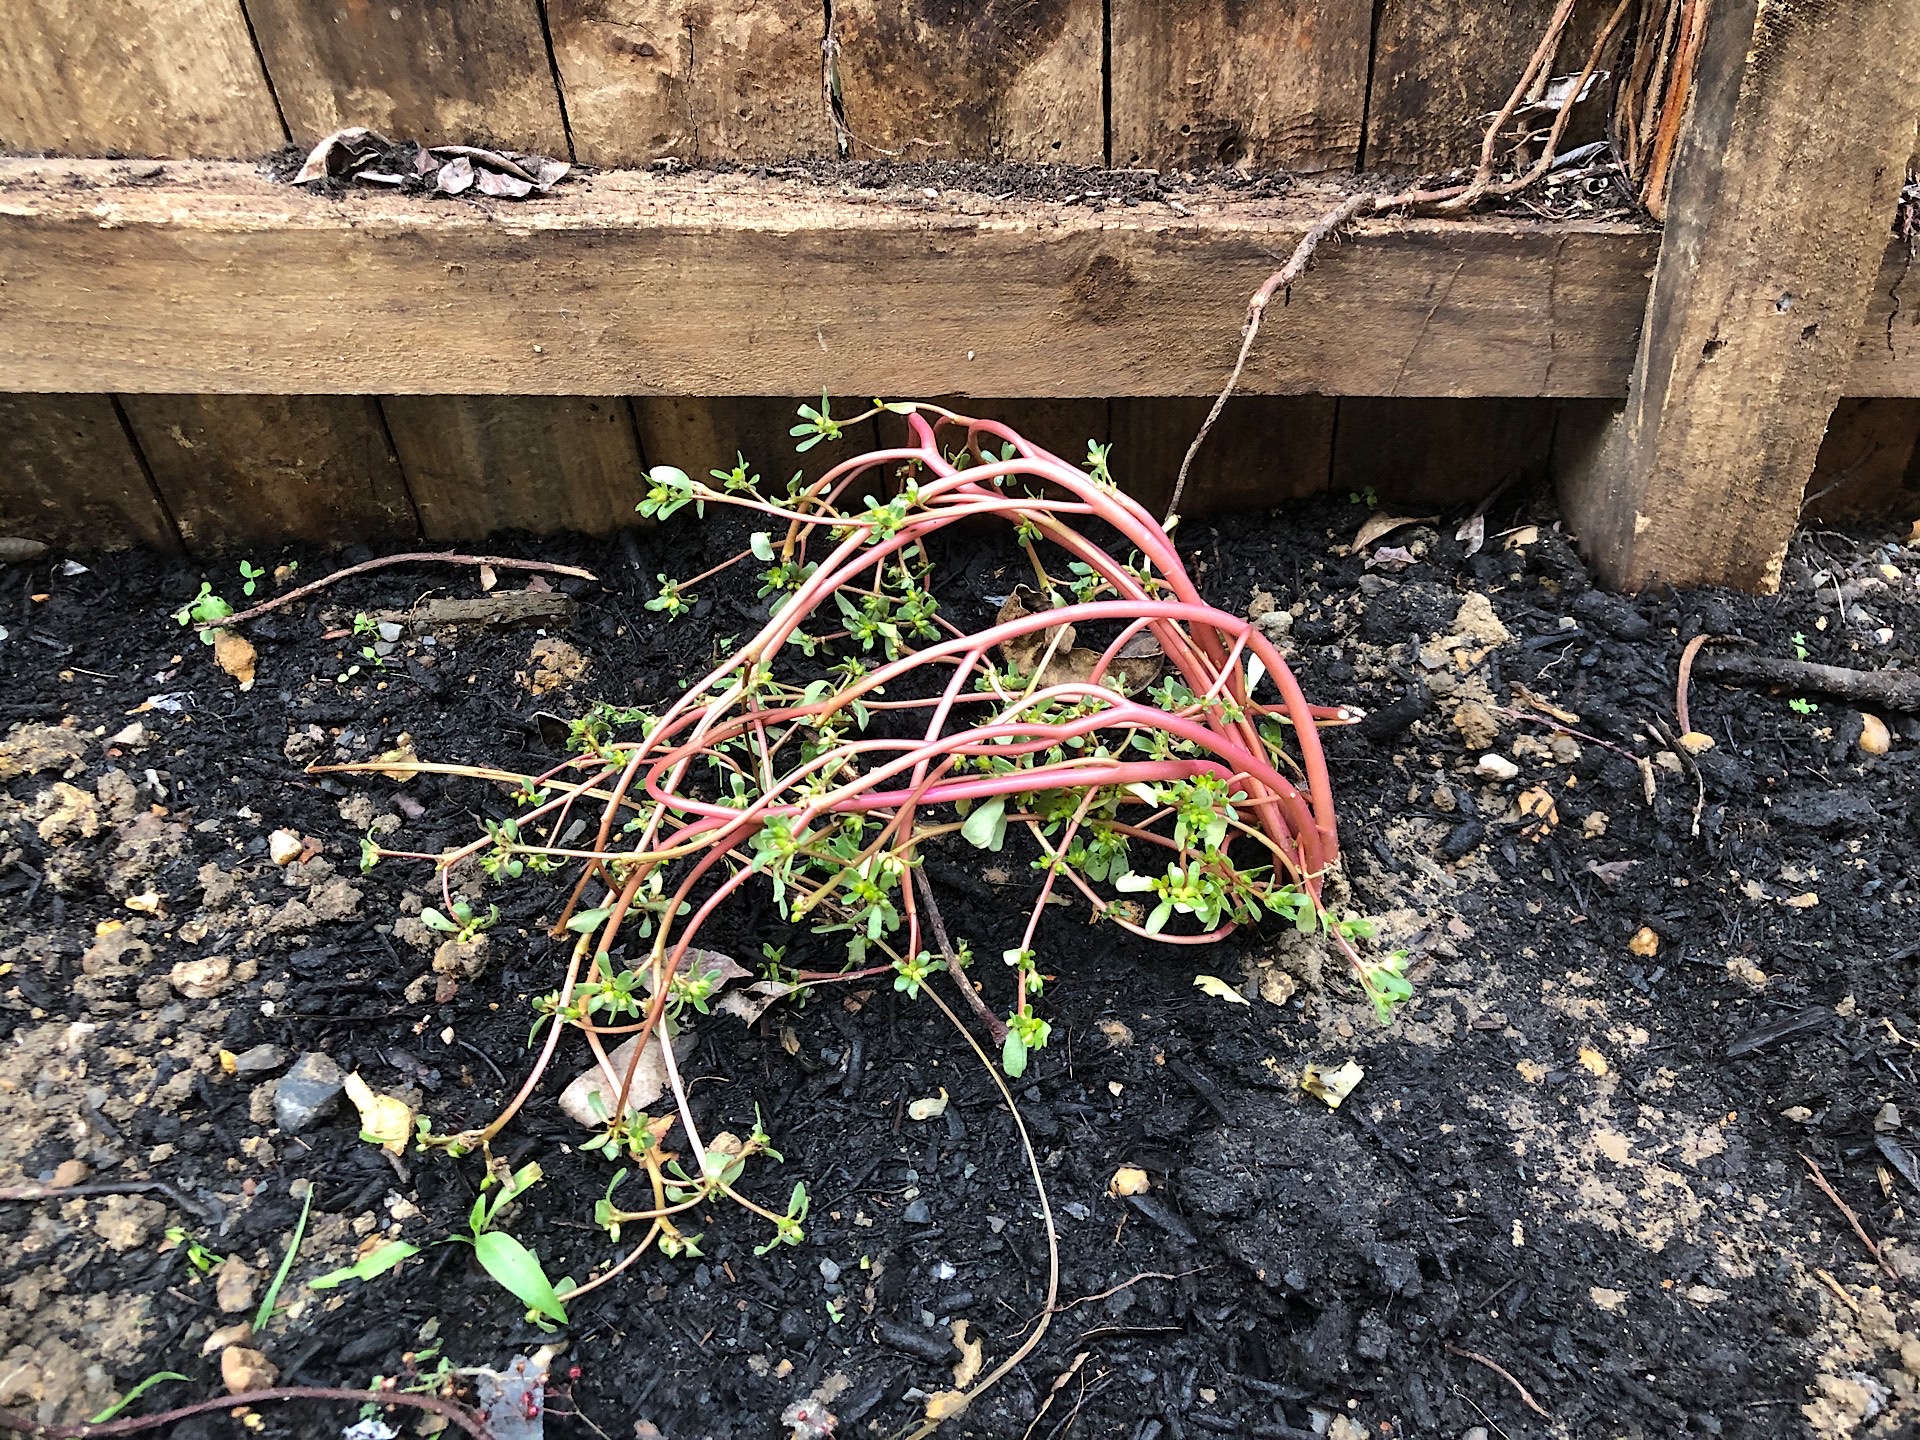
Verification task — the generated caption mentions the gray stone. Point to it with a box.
[230,1044,288,1076]
[274,1052,345,1134]
[901,1198,931,1225]
[818,1257,841,1284]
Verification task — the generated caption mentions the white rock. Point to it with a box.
[1475,753,1520,781]
[267,829,303,866]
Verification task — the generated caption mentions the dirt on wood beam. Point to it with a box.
[0,158,1673,399]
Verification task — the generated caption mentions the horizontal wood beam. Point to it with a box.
[0,159,1668,399]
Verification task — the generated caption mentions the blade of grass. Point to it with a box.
[255,1185,314,1331]
[88,1372,189,1423]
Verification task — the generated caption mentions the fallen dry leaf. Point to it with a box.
[343,1071,414,1153]
[1302,1059,1363,1109]
[478,562,498,592]
[1193,974,1250,1005]
[559,1029,696,1126]
[1516,785,1560,835]
[1455,512,1487,558]
[292,126,391,184]
[1351,513,1434,552]
[995,590,1161,692]
[907,1089,950,1121]
[373,733,418,782]
[1782,891,1820,909]
[212,631,256,689]
[951,1320,983,1388]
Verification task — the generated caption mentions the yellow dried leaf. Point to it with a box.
[373,733,418,783]
[1108,1166,1151,1197]
[951,1320,983,1388]
[1193,974,1249,1005]
[1302,1060,1363,1109]
[907,1089,949,1122]
[342,1072,414,1154]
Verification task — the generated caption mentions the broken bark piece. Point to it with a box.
[374,593,575,629]
[1693,651,1920,713]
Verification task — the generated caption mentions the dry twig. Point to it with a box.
[1443,1341,1552,1419]
[1675,633,1710,734]
[208,552,596,629]
[1801,1153,1901,1282]
[0,1386,487,1439]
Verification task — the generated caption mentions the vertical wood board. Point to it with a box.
[0,394,179,551]
[383,395,647,539]
[244,0,570,153]
[0,0,284,158]
[1365,0,1613,173]
[1558,0,1920,590]
[120,395,416,552]
[1111,396,1337,519]
[549,0,829,165]
[834,1,1103,164]
[1109,0,1371,173]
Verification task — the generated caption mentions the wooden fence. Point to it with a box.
[1,0,1917,588]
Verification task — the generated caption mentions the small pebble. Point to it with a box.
[220,1346,278,1394]
[230,1043,288,1076]
[275,1052,346,1134]
[1860,713,1892,756]
[1876,1104,1902,1133]
[1475,754,1519,781]
[50,1159,90,1188]
[267,829,303,866]
[901,1199,931,1225]
[818,1258,841,1284]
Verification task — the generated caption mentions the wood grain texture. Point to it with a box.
[834,0,1102,163]
[631,397,878,494]
[0,160,1666,399]
[1112,397,1337,518]
[1558,0,1920,591]
[1364,0,1612,173]
[1110,0,1371,173]
[0,0,284,158]
[245,0,569,153]
[119,395,416,552]
[1803,398,1920,522]
[1332,398,1554,508]
[382,396,647,539]
[0,395,179,551]
[549,0,830,165]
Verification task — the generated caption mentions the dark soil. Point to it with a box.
[4,478,1920,1440]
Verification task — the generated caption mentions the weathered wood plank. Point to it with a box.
[1802,398,1920,522]
[1110,0,1371,173]
[119,395,416,552]
[1112,397,1337,518]
[834,1,1103,164]
[382,396,647,539]
[0,395,179,551]
[1849,242,1920,398]
[631,397,875,495]
[548,0,830,165]
[0,160,1664,399]
[1333,398,1554,509]
[1364,0,1612,174]
[0,0,284,158]
[245,0,570,153]
[1558,0,1920,591]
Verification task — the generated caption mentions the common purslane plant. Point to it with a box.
[346,401,1402,1273]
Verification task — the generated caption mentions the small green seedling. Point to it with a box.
[173,582,233,645]
[308,1239,419,1291]
[88,1373,190,1424]
[1791,631,1810,661]
[1789,697,1819,715]
[646,575,694,619]
[163,1226,223,1274]
[1348,486,1380,508]
[420,899,499,945]
[254,1185,313,1331]
[238,560,266,598]
[456,1162,570,1328]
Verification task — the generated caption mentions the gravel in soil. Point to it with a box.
[3,491,1920,1440]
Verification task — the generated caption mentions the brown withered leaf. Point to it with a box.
[293,126,391,184]
[1351,513,1435,552]
[476,169,534,199]
[995,590,1161,692]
